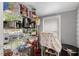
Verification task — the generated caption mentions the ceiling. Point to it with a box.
[20,2,79,17]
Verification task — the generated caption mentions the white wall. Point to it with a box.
[0,2,3,56]
[77,7,79,48]
[61,10,77,47]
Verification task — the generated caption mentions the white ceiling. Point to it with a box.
[20,2,79,17]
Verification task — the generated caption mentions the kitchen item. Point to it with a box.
[4,49,13,56]
[34,16,40,26]
[32,8,36,15]
[16,21,22,28]
[22,17,32,28]
[34,47,41,56]
[4,21,16,29]
[4,37,9,44]
[4,33,10,44]
[3,21,8,28]
[22,16,28,28]
[19,4,28,17]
